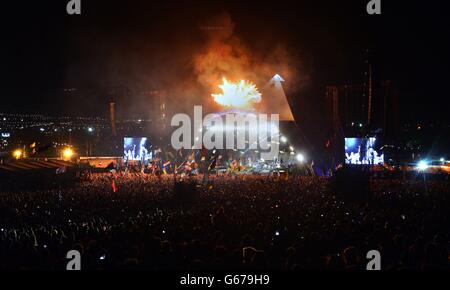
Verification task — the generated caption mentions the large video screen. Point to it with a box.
[345,137,384,165]
[123,137,153,161]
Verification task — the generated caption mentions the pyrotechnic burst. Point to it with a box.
[211,78,262,109]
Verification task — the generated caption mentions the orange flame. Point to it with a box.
[211,77,262,109]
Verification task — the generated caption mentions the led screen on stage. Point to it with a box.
[345,137,384,165]
[123,137,153,161]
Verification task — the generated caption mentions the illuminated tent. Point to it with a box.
[0,159,79,190]
[0,159,76,173]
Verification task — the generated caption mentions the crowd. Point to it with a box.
[0,173,449,270]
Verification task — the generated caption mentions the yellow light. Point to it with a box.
[13,149,22,159]
[62,147,74,159]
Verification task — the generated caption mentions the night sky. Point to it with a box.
[1,0,449,123]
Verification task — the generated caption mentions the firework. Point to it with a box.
[211,78,262,110]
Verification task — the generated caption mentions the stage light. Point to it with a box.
[280,136,287,143]
[87,127,94,132]
[440,157,445,162]
[62,147,74,160]
[416,160,428,171]
[13,149,22,159]
[271,123,279,134]
[296,153,305,163]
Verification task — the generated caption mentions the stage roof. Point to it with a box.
[257,75,294,121]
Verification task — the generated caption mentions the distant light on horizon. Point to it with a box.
[62,147,74,160]
[13,149,22,159]
[416,160,428,171]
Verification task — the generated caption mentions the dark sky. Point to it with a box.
[1,0,449,123]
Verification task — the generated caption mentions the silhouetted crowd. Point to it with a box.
[0,173,449,270]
